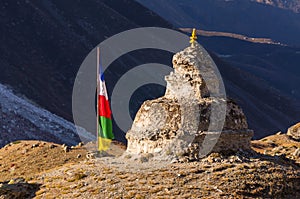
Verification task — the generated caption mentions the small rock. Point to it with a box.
[7,177,26,185]
[266,140,276,147]
[63,146,70,153]
[276,131,283,135]
[236,156,243,163]
[124,154,132,159]
[139,156,148,163]
[8,179,15,184]
[22,149,28,154]
[178,157,188,163]
[77,154,82,158]
[86,152,96,159]
[78,142,84,147]
[49,144,56,149]
[31,143,39,148]
[272,146,283,152]
[293,148,300,157]
[207,156,214,163]
[14,178,26,183]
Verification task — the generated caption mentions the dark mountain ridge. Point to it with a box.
[0,0,174,143]
[0,0,172,121]
[254,0,300,13]
[0,0,299,145]
[136,0,300,46]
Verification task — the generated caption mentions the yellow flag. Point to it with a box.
[98,137,112,151]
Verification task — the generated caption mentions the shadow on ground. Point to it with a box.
[0,181,41,199]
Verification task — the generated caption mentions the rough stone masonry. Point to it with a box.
[126,41,253,161]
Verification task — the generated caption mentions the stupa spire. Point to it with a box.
[189,28,197,44]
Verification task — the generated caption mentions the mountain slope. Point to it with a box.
[1,136,299,198]
[1,0,299,144]
[136,0,300,46]
[254,0,300,13]
[0,84,95,147]
[211,52,300,135]
[0,0,173,122]
[0,0,174,143]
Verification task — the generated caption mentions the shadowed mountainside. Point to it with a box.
[0,0,173,142]
[136,0,300,46]
[0,0,299,144]
[254,0,300,13]
[0,0,173,122]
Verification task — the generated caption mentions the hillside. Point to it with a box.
[0,0,173,143]
[0,141,88,182]
[0,133,299,198]
[0,0,299,144]
[1,1,300,198]
[180,28,283,45]
[0,0,172,122]
[254,0,300,13]
[0,83,94,148]
[136,0,300,46]
[204,41,300,137]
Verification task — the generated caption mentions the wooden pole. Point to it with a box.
[96,47,100,151]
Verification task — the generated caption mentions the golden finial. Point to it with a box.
[190,28,197,44]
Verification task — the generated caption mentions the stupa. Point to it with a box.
[125,29,254,161]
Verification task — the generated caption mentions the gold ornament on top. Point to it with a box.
[190,28,198,44]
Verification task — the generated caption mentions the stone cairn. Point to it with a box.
[126,30,253,161]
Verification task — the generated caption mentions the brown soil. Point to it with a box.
[0,140,88,182]
[0,135,299,198]
[252,134,300,165]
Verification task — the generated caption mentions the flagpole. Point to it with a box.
[96,47,100,152]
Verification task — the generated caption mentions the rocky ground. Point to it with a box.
[0,141,89,183]
[0,134,299,199]
[252,133,300,165]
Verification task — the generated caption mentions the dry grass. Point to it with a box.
[252,134,300,165]
[0,140,88,182]
[0,135,299,198]
[30,153,299,198]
